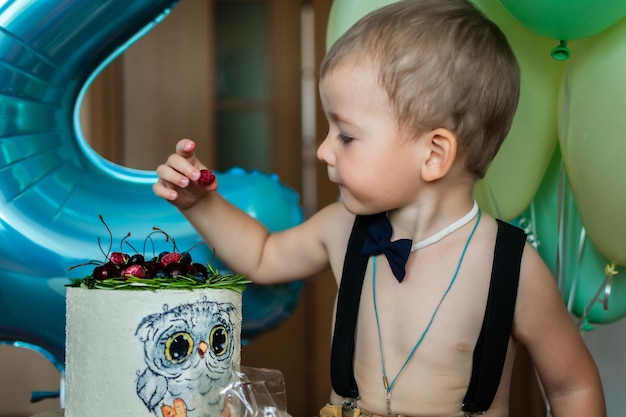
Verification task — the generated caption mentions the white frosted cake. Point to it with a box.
[65,288,242,417]
[64,221,247,417]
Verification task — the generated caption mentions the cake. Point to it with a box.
[64,219,248,417]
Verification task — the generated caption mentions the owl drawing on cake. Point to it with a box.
[135,299,238,417]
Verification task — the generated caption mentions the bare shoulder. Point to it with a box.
[307,202,356,269]
[474,217,575,348]
[277,202,354,265]
[305,201,355,243]
[513,244,568,340]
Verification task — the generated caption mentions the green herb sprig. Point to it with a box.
[67,264,249,293]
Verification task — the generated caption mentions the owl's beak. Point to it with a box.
[197,341,208,357]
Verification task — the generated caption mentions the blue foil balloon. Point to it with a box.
[0,0,304,378]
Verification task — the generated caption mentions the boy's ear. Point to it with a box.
[421,128,457,182]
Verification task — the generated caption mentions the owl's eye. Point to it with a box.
[209,325,228,356]
[164,332,194,364]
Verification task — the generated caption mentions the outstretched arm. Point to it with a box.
[513,245,605,417]
[153,139,337,284]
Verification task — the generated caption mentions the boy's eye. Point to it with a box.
[336,133,354,144]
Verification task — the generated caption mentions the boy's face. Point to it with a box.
[317,61,425,215]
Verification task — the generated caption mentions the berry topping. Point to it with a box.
[109,252,129,265]
[66,215,249,292]
[180,252,192,264]
[128,254,145,265]
[198,169,215,186]
[121,264,146,279]
[93,263,119,280]
[166,262,188,278]
[161,252,182,266]
[144,260,163,277]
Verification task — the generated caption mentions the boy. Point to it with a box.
[154,1,605,416]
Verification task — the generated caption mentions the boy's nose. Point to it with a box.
[316,134,334,166]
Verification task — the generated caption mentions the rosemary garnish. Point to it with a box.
[66,264,249,293]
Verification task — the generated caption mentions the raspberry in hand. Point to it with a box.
[198,169,215,186]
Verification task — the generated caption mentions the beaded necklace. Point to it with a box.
[372,209,482,414]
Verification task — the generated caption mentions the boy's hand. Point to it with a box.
[153,139,218,209]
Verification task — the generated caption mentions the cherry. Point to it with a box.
[128,254,145,265]
[166,262,188,277]
[93,262,119,280]
[193,263,208,278]
[180,252,192,264]
[144,261,163,277]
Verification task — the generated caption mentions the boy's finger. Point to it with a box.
[176,138,196,156]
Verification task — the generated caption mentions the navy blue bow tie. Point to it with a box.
[361,215,412,282]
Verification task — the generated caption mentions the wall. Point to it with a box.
[584,319,626,417]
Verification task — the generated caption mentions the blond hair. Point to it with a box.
[321,0,520,178]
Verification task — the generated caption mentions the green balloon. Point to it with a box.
[559,18,626,266]
[326,0,401,49]
[517,147,626,325]
[472,0,562,221]
[498,0,626,41]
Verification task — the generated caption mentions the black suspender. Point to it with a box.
[330,213,384,399]
[330,216,527,413]
[462,219,526,413]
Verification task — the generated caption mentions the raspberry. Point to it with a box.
[121,264,145,278]
[198,169,215,186]
[109,252,129,265]
[161,252,182,267]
